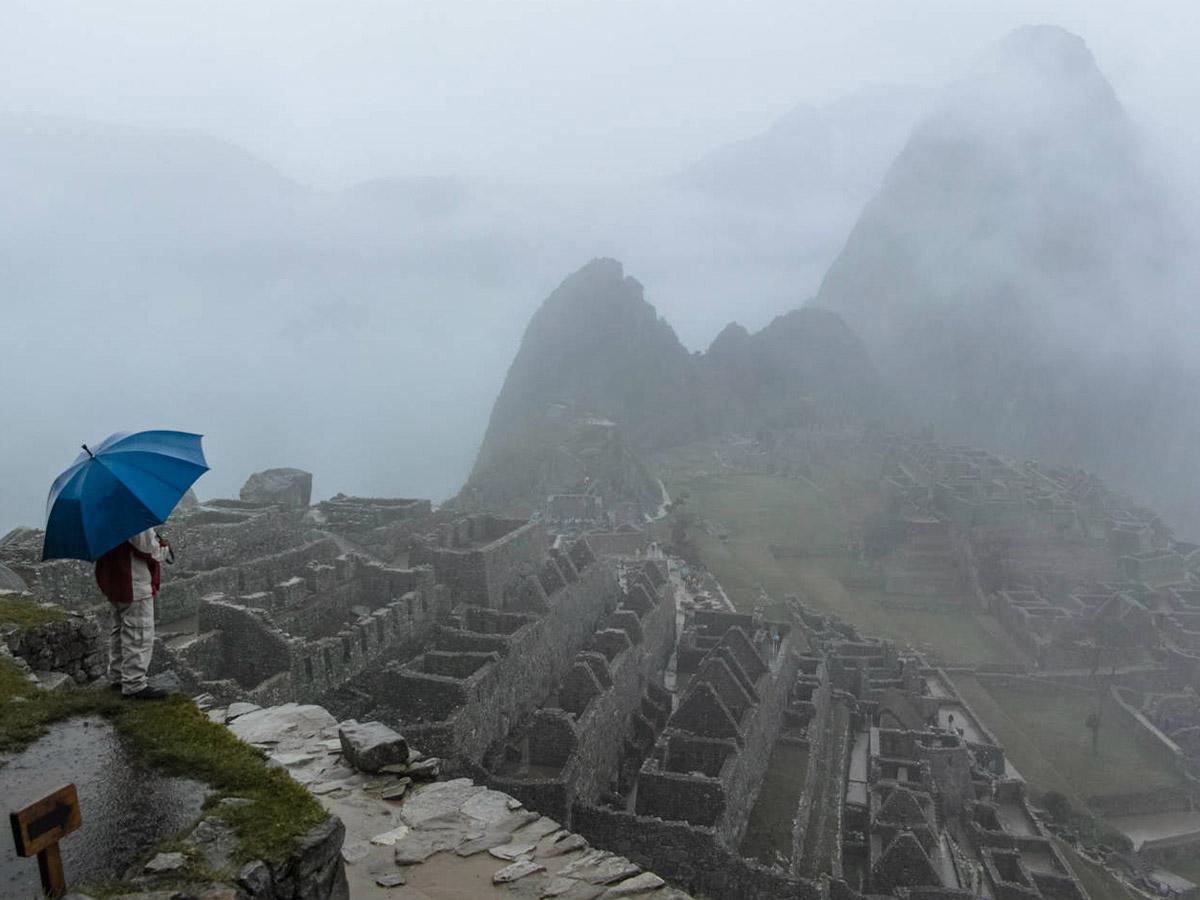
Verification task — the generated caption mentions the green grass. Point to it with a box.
[0,593,69,629]
[952,673,1186,805]
[664,470,1027,665]
[985,684,1186,800]
[951,674,1088,808]
[0,655,124,752]
[0,655,327,865]
[117,696,327,863]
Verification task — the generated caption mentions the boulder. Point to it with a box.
[338,720,409,773]
[239,468,313,508]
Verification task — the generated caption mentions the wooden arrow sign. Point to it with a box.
[10,783,81,898]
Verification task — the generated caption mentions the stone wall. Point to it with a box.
[2,609,104,683]
[568,576,676,807]
[168,507,311,574]
[183,560,450,705]
[572,803,824,900]
[195,598,293,691]
[383,546,621,763]
[157,540,343,623]
[485,564,677,820]
[409,517,546,609]
[638,626,802,850]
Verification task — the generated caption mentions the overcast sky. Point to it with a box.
[3,1,1200,536]
[3,1,1198,189]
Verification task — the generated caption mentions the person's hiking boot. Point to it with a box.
[126,685,169,701]
[109,681,123,692]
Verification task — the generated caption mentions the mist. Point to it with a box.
[3,1,1200,535]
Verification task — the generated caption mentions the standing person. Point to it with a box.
[94,528,174,699]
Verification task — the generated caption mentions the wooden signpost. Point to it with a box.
[9,783,81,898]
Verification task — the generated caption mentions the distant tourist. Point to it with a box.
[94,528,174,700]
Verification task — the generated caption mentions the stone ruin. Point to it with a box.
[11,457,1200,900]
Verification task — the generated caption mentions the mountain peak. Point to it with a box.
[938,24,1122,136]
[815,23,1190,519]
[992,24,1097,78]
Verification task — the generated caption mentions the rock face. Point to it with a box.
[814,24,1200,525]
[240,468,313,509]
[338,720,409,773]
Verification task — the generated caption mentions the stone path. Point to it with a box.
[213,701,695,900]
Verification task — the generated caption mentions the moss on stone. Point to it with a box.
[116,695,328,862]
[0,593,69,629]
[0,662,327,866]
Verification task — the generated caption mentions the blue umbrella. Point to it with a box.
[42,430,209,562]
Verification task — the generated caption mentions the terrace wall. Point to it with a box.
[381,550,621,763]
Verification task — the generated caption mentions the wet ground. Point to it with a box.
[0,715,210,900]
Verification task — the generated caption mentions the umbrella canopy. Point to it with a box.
[42,430,209,562]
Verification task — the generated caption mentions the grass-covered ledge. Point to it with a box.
[0,654,328,865]
[0,592,69,630]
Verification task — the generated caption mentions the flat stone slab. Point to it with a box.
[376,872,408,887]
[513,816,562,841]
[370,825,411,846]
[540,875,579,898]
[604,872,666,895]
[493,859,546,883]
[554,883,608,900]
[579,857,640,885]
[462,789,524,825]
[268,749,315,767]
[227,703,335,744]
[225,701,261,721]
[341,841,370,864]
[394,832,454,865]
[457,831,518,857]
[144,852,186,874]
[399,778,484,827]
[381,782,409,801]
[489,841,537,861]
[537,832,588,858]
[309,781,344,795]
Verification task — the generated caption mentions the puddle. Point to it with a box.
[1,714,210,899]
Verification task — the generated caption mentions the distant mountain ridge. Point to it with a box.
[460,258,882,513]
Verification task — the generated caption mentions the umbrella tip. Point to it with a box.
[82,444,95,459]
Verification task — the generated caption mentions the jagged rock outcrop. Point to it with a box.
[240,468,314,509]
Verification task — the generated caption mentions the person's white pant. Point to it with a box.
[107,597,155,694]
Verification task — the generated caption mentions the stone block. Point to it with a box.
[339,720,410,772]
